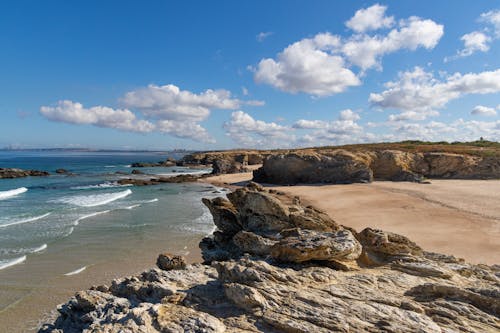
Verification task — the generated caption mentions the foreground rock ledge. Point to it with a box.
[39,183,500,333]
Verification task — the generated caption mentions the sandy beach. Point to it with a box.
[204,172,500,265]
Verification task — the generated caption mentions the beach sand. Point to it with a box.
[204,172,500,265]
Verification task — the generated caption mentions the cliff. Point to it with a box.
[253,149,500,184]
[39,183,499,333]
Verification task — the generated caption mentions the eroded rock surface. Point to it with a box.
[253,149,500,184]
[0,167,50,178]
[39,183,500,333]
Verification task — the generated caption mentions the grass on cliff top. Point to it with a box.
[192,140,500,158]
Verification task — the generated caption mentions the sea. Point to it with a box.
[0,150,221,332]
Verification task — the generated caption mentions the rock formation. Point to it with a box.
[254,150,500,184]
[39,183,499,333]
[0,167,50,179]
[130,158,177,168]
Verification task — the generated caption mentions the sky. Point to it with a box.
[1,0,499,150]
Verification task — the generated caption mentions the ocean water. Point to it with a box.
[0,151,220,331]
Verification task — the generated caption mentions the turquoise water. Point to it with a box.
[0,151,219,330]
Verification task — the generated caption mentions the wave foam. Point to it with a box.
[0,255,26,270]
[73,210,110,226]
[0,212,51,228]
[64,266,86,276]
[58,189,132,207]
[71,182,132,190]
[0,243,47,256]
[143,198,158,203]
[0,187,28,200]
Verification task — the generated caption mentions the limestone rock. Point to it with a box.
[202,197,241,236]
[233,231,277,257]
[271,228,362,263]
[156,253,187,271]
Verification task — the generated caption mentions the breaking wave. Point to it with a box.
[0,256,26,270]
[0,187,28,200]
[71,182,132,190]
[0,212,51,228]
[57,189,132,207]
[64,266,86,276]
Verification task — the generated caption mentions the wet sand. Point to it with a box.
[204,173,500,265]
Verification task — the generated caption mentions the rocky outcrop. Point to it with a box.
[117,173,209,186]
[130,158,176,168]
[0,167,49,179]
[211,158,247,175]
[39,183,500,333]
[253,149,500,184]
[253,150,373,184]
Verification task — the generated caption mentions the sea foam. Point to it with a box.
[0,212,51,228]
[73,210,110,226]
[71,182,132,190]
[0,187,28,200]
[58,189,132,207]
[0,255,26,270]
[64,266,86,276]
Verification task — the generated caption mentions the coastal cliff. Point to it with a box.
[178,141,500,183]
[39,183,499,333]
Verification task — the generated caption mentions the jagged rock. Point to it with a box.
[357,228,423,265]
[0,167,50,178]
[39,185,500,333]
[131,169,144,174]
[253,151,374,185]
[233,231,277,256]
[271,228,362,263]
[211,158,246,175]
[202,197,241,236]
[156,253,186,271]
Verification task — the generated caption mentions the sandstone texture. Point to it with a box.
[39,183,499,333]
[253,149,500,184]
[0,167,50,178]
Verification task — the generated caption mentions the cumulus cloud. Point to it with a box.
[369,67,500,120]
[254,34,361,96]
[256,31,273,42]
[471,105,497,116]
[480,9,500,37]
[41,84,265,143]
[339,109,360,121]
[122,84,256,121]
[345,4,394,33]
[40,100,155,133]
[224,111,292,147]
[254,5,443,96]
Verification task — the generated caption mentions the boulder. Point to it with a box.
[131,169,144,174]
[271,228,362,263]
[0,168,49,178]
[156,253,186,271]
[253,151,373,185]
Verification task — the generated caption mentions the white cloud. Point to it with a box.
[254,5,443,96]
[339,109,360,121]
[40,100,155,133]
[471,105,497,116]
[342,16,443,70]
[156,120,215,143]
[480,9,500,37]
[346,4,394,33]
[369,67,500,120]
[460,31,491,56]
[254,33,361,96]
[293,119,329,129]
[224,111,292,147]
[256,31,273,42]
[122,84,245,122]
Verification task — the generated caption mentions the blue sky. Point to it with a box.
[1,1,499,150]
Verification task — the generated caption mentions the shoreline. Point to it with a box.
[202,172,500,265]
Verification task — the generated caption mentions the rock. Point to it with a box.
[39,185,500,333]
[202,197,241,236]
[253,151,373,185]
[233,231,277,256]
[55,168,69,174]
[211,158,246,175]
[0,167,50,178]
[156,253,186,271]
[357,228,423,265]
[131,169,144,174]
[271,228,362,263]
